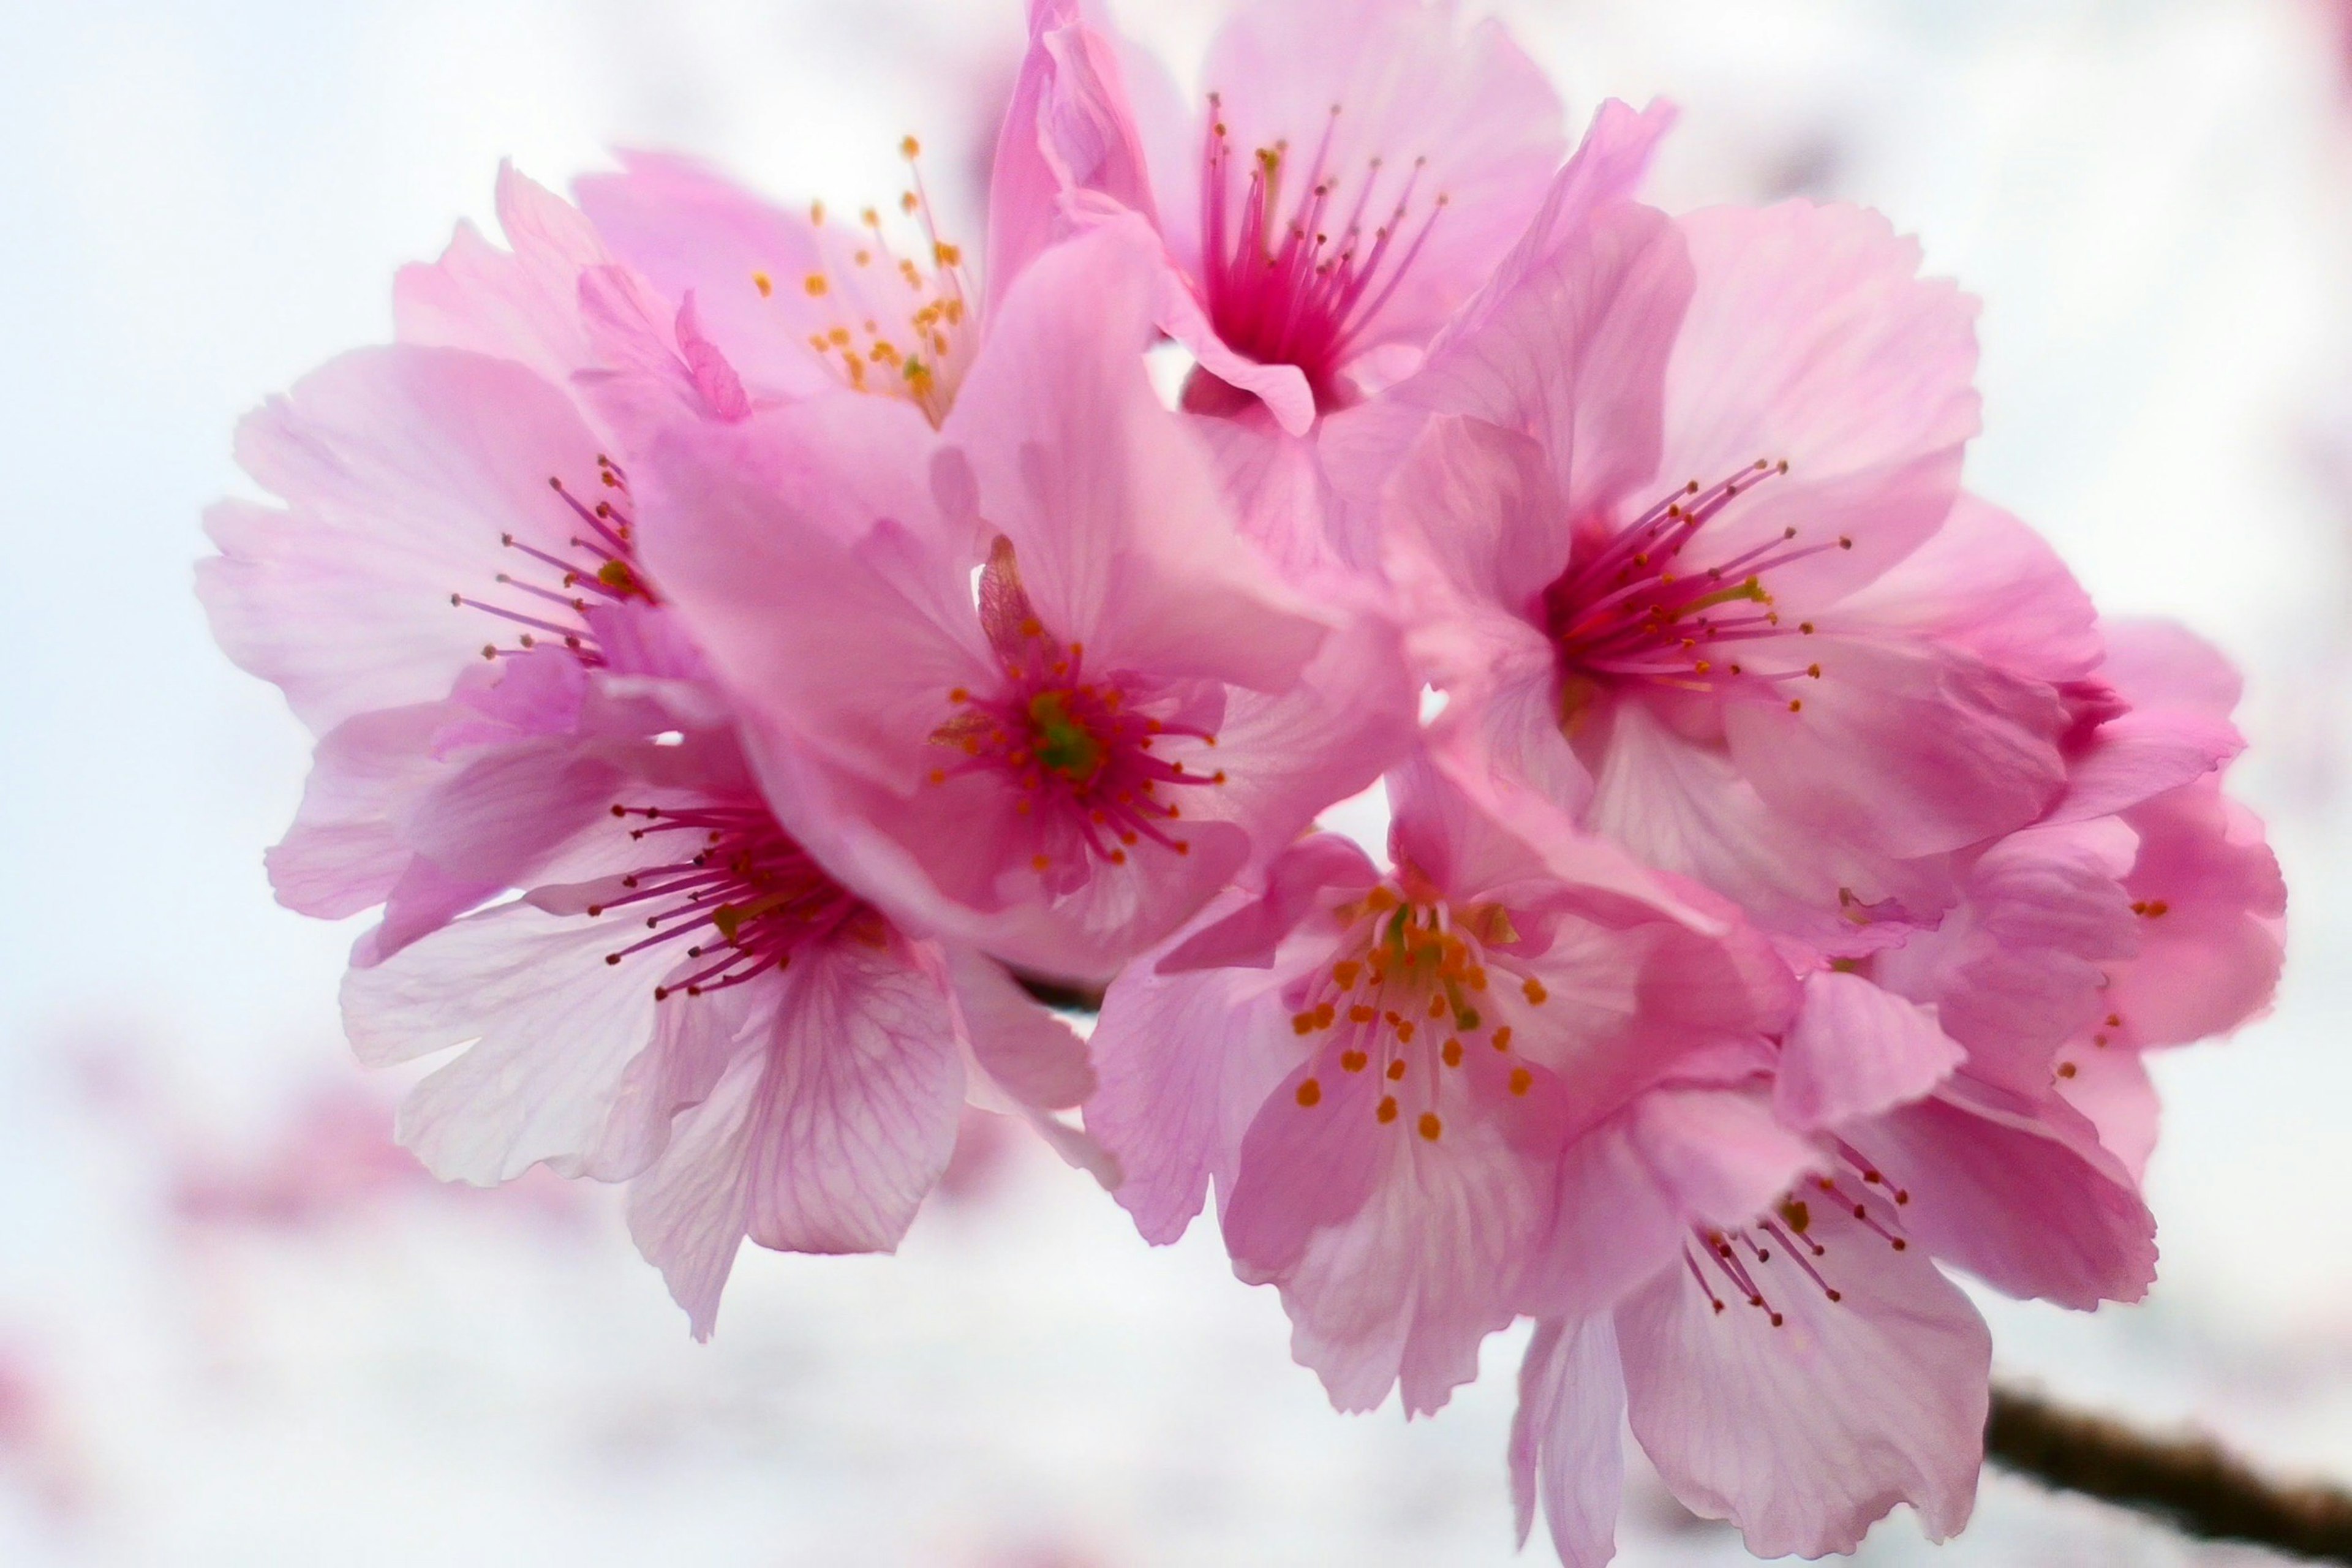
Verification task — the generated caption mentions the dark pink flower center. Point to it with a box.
[452,455,654,663]
[1190,97,1448,412]
[1282,883,1551,1142]
[591,801,868,1001]
[927,538,1224,878]
[1683,1144,1913,1327]
[1542,459,1845,715]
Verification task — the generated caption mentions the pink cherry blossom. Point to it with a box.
[1386,193,2093,949]
[1502,621,2288,1564]
[200,187,1101,1337]
[1084,753,1800,1414]
[627,220,1417,982]
[1000,0,1572,431]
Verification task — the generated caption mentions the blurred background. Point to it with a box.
[5,0,2351,1561]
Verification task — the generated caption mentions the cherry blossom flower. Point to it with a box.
[199,178,1101,1337]
[1084,753,1801,1414]
[1502,621,2280,1565]
[1384,194,2088,949]
[626,220,1417,982]
[999,0,1574,432]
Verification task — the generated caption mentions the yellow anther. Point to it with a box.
[1417,1112,1442,1142]
[1376,1096,1399,1125]
[1508,1067,1532,1096]
[1522,978,1548,1006]
[900,135,921,159]
[804,274,829,296]
[752,271,773,297]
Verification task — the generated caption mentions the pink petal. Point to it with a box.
[940,220,1329,690]
[1523,1088,1818,1323]
[1158,832,1379,973]
[1849,1082,2156,1309]
[342,903,666,1183]
[1658,202,1980,607]
[989,0,1161,311]
[1617,1204,1989,1558]
[2056,1045,2161,1184]
[1428,97,1678,364]
[1722,635,2067,859]
[1405,201,1692,521]
[265,704,452,919]
[944,946,1095,1111]
[1581,696,1936,941]
[626,935,966,1339]
[1510,1316,1625,1568]
[1776,970,1963,1132]
[1086,945,1299,1245]
[200,346,610,734]
[574,152,853,403]
[2108,781,2285,1049]
[393,162,609,386]
[1871,818,2139,1093]
[1225,1052,1553,1415]
[1833,492,2101,685]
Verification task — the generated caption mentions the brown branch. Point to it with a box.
[1988,1383,2352,1561]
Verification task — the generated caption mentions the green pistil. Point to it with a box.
[1028,691,1106,784]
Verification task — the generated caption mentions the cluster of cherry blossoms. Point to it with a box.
[198,0,2287,1560]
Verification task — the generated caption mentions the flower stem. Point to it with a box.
[1988,1383,2352,1562]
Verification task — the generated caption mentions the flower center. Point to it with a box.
[758,137,974,427]
[1542,459,1847,719]
[1190,97,1448,412]
[451,455,654,664]
[1284,883,1551,1142]
[926,539,1224,876]
[588,800,868,1001]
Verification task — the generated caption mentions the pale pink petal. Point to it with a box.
[341,902,665,1182]
[1428,97,1678,364]
[1617,1204,1990,1559]
[265,704,450,918]
[2101,617,2245,718]
[1849,1081,2155,1309]
[1871,818,2139,1093]
[574,152,850,402]
[631,391,993,793]
[1158,833,1379,973]
[944,946,1094,1111]
[987,0,1161,309]
[1382,415,1577,693]
[626,936,966,1338]
[1404,202,1691,520]
[940,220,1329,689]
[1086,946,1298,1243]
[1224,1052,1554,1414]
[2056,1045,2161,1183]
[1722,635,2067,858]
[1523,1088,1819,1323]
[1657,202,1980,606]
[1510,1316,1625,1568]
[200,346,610,734]
[393,162,609,386]
[1581,696,1939,941]
[1776,970,1963,1132]
[1833,493,2101,685]
[2109,782,2285,1049]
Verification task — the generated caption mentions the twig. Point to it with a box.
[1988,1383,2352,1561]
